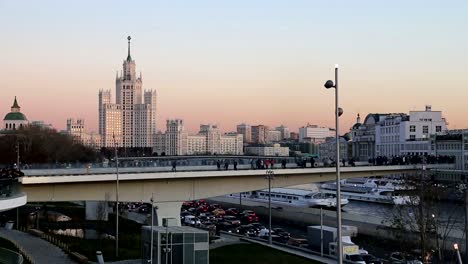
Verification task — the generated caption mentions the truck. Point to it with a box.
[306,225,361,256]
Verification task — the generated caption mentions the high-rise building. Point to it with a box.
[267,130,282,142]
[99,36,157,148]
[251,125,268,144]
[275,125,290,140]
[237,123,251,143]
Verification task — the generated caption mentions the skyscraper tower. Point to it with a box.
[99,36,157,148]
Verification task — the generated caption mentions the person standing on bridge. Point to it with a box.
[233,160,238,170]
[224,160,229,170]
[172,160,177,172]
[310,157,315,168]
[216,160,221,170]
[281,159,286,169]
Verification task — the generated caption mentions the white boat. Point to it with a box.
[230,188,349,208]
[320,178,410,205]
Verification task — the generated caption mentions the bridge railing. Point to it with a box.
[0,247,24,264]
[0,178,21,199]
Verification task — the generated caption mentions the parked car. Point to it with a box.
[241,210,256,216]
[241,214,259,224]
[198,212,216,222]
[196,205,210,214]
[196,199,208,207]
[209,204,221,211]
[272,228,290,240]
[235,225,257,237]
[360,254,384,264]
[182,201,196,209]
[287,237,308,248]
[212,208,226,216]
[138,204,150,213]
[389,252,423,264]
[221,216,241,226]
[225,208,240,216]
[184,215,201,226]
[344,254,366,264]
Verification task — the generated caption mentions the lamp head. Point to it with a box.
[338,107,344,117]
[324,80,335,89]
[454,243,459,250]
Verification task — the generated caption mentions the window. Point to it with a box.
[436,126,442,132]
[410,135,416,140]
[423,126,429,134]
[410,125,416,132]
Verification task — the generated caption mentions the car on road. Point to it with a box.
[138,204,150,213]
[360,254,384,264]
[209,204,221,211]
[221,215,241,226]
[235,225,257,237]
[184,215,201,226]
[389,252,423,264]
[287,237,308,248]
[212,208,226,216]
[225,208,240,216]
[344,254,366,264]
[240,214,259,224]
[196,205,210,214]
[272,228,290,240]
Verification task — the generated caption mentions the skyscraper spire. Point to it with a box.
[126,36,132,61]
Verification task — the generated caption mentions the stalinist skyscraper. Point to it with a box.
[99,36,157,148]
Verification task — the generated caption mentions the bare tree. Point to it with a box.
[385,171,461,262]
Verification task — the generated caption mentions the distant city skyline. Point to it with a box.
[1,1,467,133]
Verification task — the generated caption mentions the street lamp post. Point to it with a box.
[150,193,154,264]
[324,64,343,263]
[432,214,441,262]
[266,169,275,245]
[455,243,463,264]
[114,136,120,258]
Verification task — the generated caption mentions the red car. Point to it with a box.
[241,214,259,224]
[196,199,208,207]
[225,208,240,216]
[196,205,209,214]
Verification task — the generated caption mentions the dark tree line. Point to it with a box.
[0,125,98,165]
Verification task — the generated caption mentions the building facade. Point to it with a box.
[432,130,468,171]
[66,118,102,149]
[298,124,334,144]
[267,130,282,142]
[275,125,290,140]
[375,106,447,157]
[318,137,350,161]
[245,143,289,156]
[154,121,243,155]
[99,36,157,148]
[251,125,268,144]
[237,123,251,143]
[351,113,390,161]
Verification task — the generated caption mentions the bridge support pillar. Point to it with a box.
[155,201,182,226]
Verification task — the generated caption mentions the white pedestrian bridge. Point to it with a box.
[14,164,447,225]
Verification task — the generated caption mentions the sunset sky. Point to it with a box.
[1,0,467,134]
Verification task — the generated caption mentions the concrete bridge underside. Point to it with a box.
[20,166,421,225]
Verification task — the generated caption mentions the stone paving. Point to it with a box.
[0,228,75,264]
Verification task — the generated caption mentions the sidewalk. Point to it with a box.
[0,228,75,264]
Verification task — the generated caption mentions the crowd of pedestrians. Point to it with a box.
[167,153,455,172]
[369,154,455,166]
